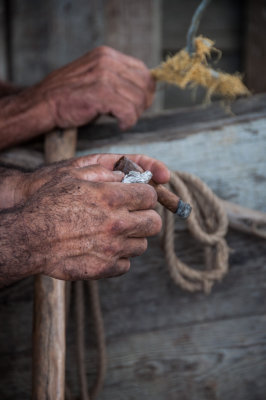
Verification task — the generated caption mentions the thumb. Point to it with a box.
[72,164,124,182]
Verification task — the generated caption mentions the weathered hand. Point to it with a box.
[37,46,155,130]
[0,155,168,285]
[15,153,170,206]
[0,47,155,150]
[21,170,161,281]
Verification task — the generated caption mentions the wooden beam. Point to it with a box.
[245,0,266,93]
[32,128,77,400]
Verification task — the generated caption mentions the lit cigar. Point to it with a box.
[114,156,192,219]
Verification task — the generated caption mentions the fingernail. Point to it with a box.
[113,171,124,175]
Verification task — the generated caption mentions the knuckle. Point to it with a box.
[136,59,147,70]
[151,210,162,233]
[103,242,120,257]
[110,217,127,234]
[101,258,119,277]
[123,259,131,273]
[62,262,83,281]
[143,210,162,235]
[97,68,110,85]
[95,45,112,56]
[97,54,110,69]
[138,92,147,112]
[120,116,137,130]
[145,185,158,208]
[140,238,148,253]
[122,104,137,121]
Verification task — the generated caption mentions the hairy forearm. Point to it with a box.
[0,86,54,150]
[0,207,34,287]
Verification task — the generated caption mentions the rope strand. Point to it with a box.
[163,171,229,293]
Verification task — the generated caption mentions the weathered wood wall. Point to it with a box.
[0,0,247,109]
[245,0,266,94]
[0,95,266,399]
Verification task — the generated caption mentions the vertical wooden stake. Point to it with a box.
[32,128,77,400]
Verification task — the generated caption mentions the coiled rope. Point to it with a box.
[161,171,229,293]
[68,170,230,399]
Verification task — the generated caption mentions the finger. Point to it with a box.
[111,100,139,131]
[70,154,170,184]
[52,254,131,281]
[129,154,170,183]
[120,238,148,258]
[106,183,157,211]
[108,258,131,278]
[105,69,148,116]
[72,164,124,182]
[88,46,150,74]
[86,257,131,279]
[92,83,139,130]
[101,47,151,76]
[74,79,139,130]
[81,58,153,101]
[123,210,162,238]
[80,66,153,118]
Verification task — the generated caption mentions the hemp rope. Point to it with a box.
[67,170,229,399]
[161,171,229,293]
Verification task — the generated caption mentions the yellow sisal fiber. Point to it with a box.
[151,36,250,100]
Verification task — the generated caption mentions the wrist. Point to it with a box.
[0,206,41,287]
[0,168,27,209]
[17,85,56,133]
[0,86,55,150]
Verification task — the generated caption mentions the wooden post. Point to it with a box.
[245,0,266,93]
[32,128,77,400]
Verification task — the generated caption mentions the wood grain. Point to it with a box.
[245,0,266,93]
[11,0,104,86]
[32,128,77,400]
[104,0,161,111]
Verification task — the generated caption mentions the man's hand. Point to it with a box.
[0,165,161,286]
[0,47,155,150]
[2,153,170,209]
[40,46,155,130]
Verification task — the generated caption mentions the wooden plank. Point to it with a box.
[32,129,77,400]
[77,93,266,146]
[104,0,161,69]
[104,0,162,110]
[99,316,266,400]
[245,0,266,93]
